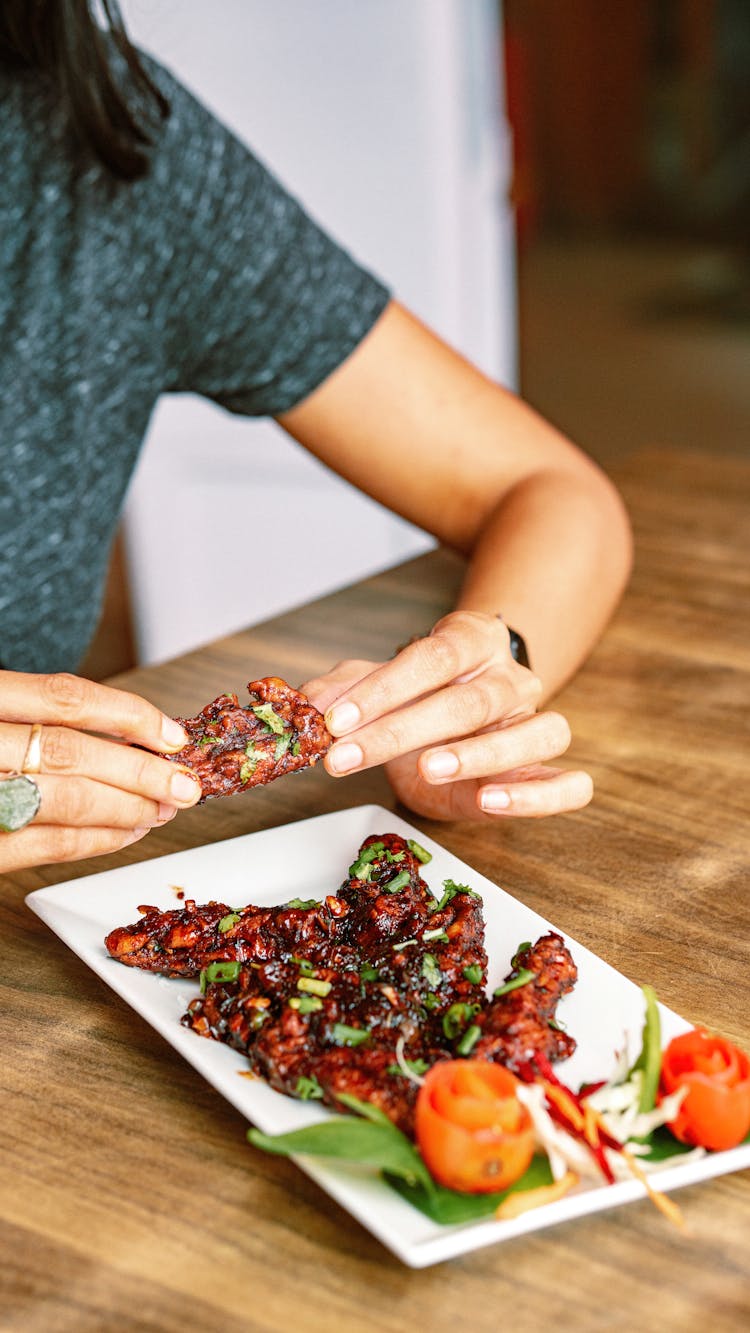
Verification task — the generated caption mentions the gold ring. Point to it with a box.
[22,722,43,774]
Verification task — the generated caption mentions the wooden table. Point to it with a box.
[2,447,748,1332]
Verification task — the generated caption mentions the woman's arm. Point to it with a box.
[281,301,633,821]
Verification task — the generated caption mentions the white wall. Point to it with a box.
[121,0,516,663]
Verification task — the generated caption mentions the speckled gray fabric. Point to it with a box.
[0,56,389,674]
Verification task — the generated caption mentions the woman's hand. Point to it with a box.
[0,670,202,873]
[302,611,593,822]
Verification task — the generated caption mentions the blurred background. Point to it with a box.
[86,0,749,680]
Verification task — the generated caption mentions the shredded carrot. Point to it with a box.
[620,1145,687,1230]
[542,1081,586,1133]
[496,1171,579,1220]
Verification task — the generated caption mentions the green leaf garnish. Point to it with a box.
[430,879,479,913]
[493,968,535,998]
[248,1113,434,1193]
[349,841,385,879]
[295,1075,324,1101]
[252,703,287,735]
[387,1154,553,1225]
[286,897,318,910]
[273,732,292,762]
[421,952,442,989]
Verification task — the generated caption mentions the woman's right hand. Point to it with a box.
[0,670,202,873]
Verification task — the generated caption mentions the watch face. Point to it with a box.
[507,628,531,670]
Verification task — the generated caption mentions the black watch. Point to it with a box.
[507,626,531,669]
[496,615,531,670]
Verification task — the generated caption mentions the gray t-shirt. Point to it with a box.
[0,57,389,673]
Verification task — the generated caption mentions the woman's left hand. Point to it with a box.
[301,611,593,822]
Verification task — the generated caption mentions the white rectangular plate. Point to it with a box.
[27,804,750,1267]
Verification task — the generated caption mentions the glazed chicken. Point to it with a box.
[161,677,332,801]
[105,833,577,1135]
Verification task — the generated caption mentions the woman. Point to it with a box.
[0,1,632,873]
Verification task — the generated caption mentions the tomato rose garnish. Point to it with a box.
[415,1060,535,1194]
[660,1028,750,1152]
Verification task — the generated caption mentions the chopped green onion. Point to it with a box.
[456,1024,482,1056]
[200,960,241,989]
[442,1002,478,1040]
[291,741,301,757]
[493,968,535,998]
[286,897,318,910]
[463,964,483,985]
[422,992,440,1011]
[218,912,241,934]
[422,927,449,943]
[421,953,442,989]
[252,703,287,735]
[196,734,221,747]
[387,1057,429,1078]
[383,869,410,894]
[331,1023,370,1047]
[359,964,379,982]
[391,938,418,951]
[510,940,532,969]
[295,1074,324,1101]
[407,838,432,864]
[297,977,332,997]
[632,984,662,1114]
[288,995,323,1013]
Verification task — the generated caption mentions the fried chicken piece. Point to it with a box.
[105,833,578,1140]
[105,893,354,978]
[105,899,234,976]
[163,677,332,801]
[472,931,577,1072]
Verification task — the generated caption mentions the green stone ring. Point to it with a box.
[0,774,42,833]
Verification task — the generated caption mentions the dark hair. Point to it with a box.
[0,0,169,179]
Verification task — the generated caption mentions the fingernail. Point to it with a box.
[170,770,201,803]
[328,741,364,774]
[162,718,188,751]
[325,701,361,735]
[423,751,460,779]
[125,826,150,843]
[480,787,512,812]
[157,803,177,824]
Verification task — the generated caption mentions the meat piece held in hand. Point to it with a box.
[164,677,332,801]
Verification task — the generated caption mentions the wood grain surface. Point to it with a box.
[1,447,748,1333]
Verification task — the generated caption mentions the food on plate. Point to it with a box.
[161,677,332,801]
[105,832,577,1136]
[414,1061,535,1193]
[659,1028,750,1151]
